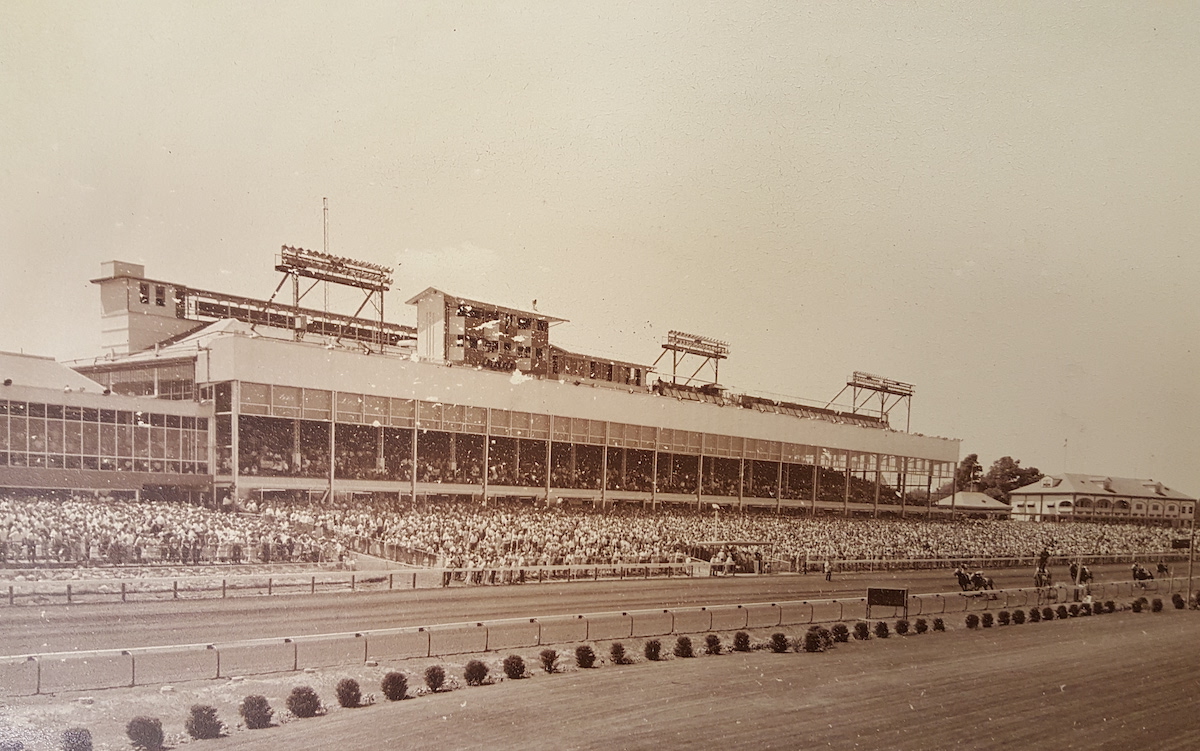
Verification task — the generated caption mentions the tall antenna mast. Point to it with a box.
[322,197,329,316]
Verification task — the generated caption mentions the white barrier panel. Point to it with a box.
[134,648,218,686]
[0,657,38,696]
[429,626,488,657]
[744,604,782,630]
[707,606,748,632]
[216,642,296,678]
[366,631,430,661]
[537,617,589,645]
[629,611,673,638]
[777,602,814,627]
[483,621,540,652]
[296,635,367,669]
[582,614,634,642]
[672,608,712,635]
[39,652,132,694]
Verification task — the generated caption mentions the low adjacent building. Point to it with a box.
[1009,473,1195,526]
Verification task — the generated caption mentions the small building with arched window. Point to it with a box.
[1010,474,1195,527]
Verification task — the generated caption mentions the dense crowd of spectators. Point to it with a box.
[256,498,1182,570]
[0,494,344,566]
[1,493,1183,572]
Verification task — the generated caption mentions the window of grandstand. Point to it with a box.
[138,282,150,304]
[155,285,166,306]
[0,400,207,475]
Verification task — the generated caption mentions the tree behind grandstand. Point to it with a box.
[941,454,1042,502]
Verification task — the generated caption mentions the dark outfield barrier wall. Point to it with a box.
[2,578,1186,697]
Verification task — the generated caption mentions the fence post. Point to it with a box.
[125,651,136,687]
[389,573,394,590]
[351,575,355,592]
[121,583,127,603]
[66,584,71,604]
[268,578,273,596]
[412,573,417,589]
[8,585,13,606]
[31,656,40,695]
[209,645,219,679]
[221,580,226,599]
[173,581,178,600]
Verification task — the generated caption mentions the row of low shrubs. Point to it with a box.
[962,596,1184,630]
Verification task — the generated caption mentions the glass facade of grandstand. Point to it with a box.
[0,399,209,474]
[221,381,950,512]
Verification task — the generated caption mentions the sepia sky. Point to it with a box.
[2,2,1198,493]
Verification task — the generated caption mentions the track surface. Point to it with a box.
[0,564,1149,655]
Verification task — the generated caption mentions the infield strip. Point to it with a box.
[198,609,1198,751]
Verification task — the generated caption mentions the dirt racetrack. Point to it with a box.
[3,606,1197,750]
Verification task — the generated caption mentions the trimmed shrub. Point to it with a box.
[932,618,945,632]
[816,627,833,648]
[1055,605,1069,620]
[464,660,490,686]
[981,612,993,628]
[335,678,362,708]
[1041,607,1055,621]
[853,622,871,640]
[61,728,93,751]
[965,613,980,630]
[576,645,597,668]
[1105,600,1116,613]
[185,704,224,739]
[1131,599,1143,613]
[895,619,910,635]
[424,665,446,692]
[704,634,722,655]
[833,623,851,642]
[874,621,890,639]
[997,611,1010,626]
[610,642,632,665]
[239,695,273,729]
[644,639,662,661]
[673,636,694,659]
[125,717,164,751]
[1068,604,1080,618]
[769,633,790,653]
[733,631,751,652]
[1012,609,1026,625]
[1152,598,1163,613]
[803,630,825,653]
[381,673,408,702]
[287,686,322,718]
[914,618,928,634]
[502,655,526,679]
[1028,607,1041,623]
[540,649,560,674]
[1172,593,1185,610]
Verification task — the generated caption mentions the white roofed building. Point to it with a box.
[1009,473,1195,527]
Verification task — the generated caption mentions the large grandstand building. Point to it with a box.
[3,253,974,515]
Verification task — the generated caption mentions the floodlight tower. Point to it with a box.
[652,330,730,387]
[826,371,915,431]
[271,246,394,350]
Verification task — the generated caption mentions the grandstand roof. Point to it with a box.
[0,351,104,392]
[1011,473,1193,501]
[933,492,1011,512]
[67,318,297,369]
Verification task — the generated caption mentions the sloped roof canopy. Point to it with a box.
[0,351,104,392]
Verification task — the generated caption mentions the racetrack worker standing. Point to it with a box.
[823,560,833,581]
